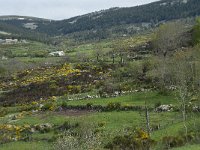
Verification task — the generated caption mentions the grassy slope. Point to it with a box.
[172,145,200,150]
[62,91,177,107]
[0,91,198,149]
[0,141,52,150]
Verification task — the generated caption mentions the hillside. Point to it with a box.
[0,0,200,149]
[0,16,53,43]
[42,0,200,35]
[0,0,200,42]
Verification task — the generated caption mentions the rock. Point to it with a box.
[39,104,44,108]
[114,91,120,95]
[87,95,92,99]
[12,115,17,120]
[193,105,200,112]
[49,51,65,57]
[30,128,36,133]
[32,110,39,113]
[155,104,173,112]
[35,123,53,132]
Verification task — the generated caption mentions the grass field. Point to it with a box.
[61,91,177,107]
[0,90,199,149]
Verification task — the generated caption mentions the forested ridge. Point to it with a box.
[0,0,200,41]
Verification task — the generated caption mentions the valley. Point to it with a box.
[0,0,200,149]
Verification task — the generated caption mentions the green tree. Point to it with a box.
[192,18,200,45]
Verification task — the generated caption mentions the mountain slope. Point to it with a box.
[38,0,200,35]
[0,16,54,42]
[0,0,199,40]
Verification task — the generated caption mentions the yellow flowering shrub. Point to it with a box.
[0,124,31,143]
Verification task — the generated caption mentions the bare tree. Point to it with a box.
[171,50,199,138]
[145,101,151,136]
[153,22,185,92]
[112,39,129,65]
[93,44,103,62]
[153,22,185,58]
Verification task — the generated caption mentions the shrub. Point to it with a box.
[98,121,106,127]
[41,102,56,111]
[61,101,68,108]
[106,102,121,111]
[193,18,200,45]
[86,103,93,108]
[105,129,156,150]
[58,121,79,131]
[162,136,185,149]
[54,124,102,150]
[154,101,161,108]
[54,134,79,150]
[0,107,8,117]
[35,123,52,133]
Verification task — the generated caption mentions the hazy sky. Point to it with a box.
[0,0,158,20]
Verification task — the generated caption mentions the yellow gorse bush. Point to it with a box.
[0,124,31,142]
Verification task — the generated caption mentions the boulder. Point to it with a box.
[155,104,173,112]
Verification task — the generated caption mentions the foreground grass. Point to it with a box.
[11,110,181,139]
[172,144,200,150]
[0,92,198,150]
[0,141,52,150]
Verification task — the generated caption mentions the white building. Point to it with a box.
[5,39,18,44]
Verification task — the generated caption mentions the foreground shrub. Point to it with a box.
[54,123,102,150]
[54,134,79,150]
[34,123,53,133]
[0,124,31,144]
[60,101,68,108]
[162,136,185,149]
[105,129,156,150]
[161,132,200,149]
[58,121,79,131]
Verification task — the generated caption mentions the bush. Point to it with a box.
[106,102,121,111]
[0,107,8,117]
[41,102,56,111]
[193,18,200,45]
[86,103,93,108]
[105,129,156,150]
[61,101,68,108]
[162,136,185,149]
[54,124,102,150]
[35,123,52,133]
[58,121,79,131]
[154,101,161,108]
[99,82,121,97]
[161,132,200,149]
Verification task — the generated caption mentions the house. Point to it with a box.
[5,39,18,44]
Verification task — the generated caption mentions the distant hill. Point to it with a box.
[0,0,200,41]
[43,0,199,34]
[0,16,53,43]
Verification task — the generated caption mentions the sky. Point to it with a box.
[0,0,158,20]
